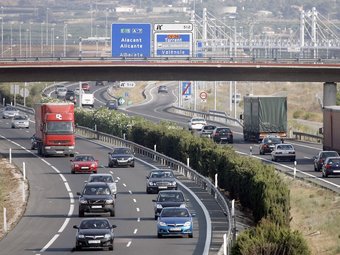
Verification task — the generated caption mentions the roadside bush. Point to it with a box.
[232,219,310,255]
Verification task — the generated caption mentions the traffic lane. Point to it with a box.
[0,126,72,254]
[47,137,201,255]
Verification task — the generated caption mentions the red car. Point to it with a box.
[81,82,90,91]
[71,154,98,174]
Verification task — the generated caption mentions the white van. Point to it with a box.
[81,93,94,108]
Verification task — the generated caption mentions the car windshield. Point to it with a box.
[321,152,339,159]
[158,192,184,202]
[14,115,27,120]
[89,175,114,183]
[276,144,293,150]
[328,158,340,164]
[204,126,215,130]
[112,148,131,154]
[264,138,281,144]
[83,186,111,195]
[46,121,74,134]
[161,208,189,217]
[150,171,174,178]
[74,155,94,161]
[80,219,110,229]
[217,128,231,133]
[192,118,205,122]
[5,107,17,111]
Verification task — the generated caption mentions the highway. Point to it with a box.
[0,86,213,255]
[1,81,339,255]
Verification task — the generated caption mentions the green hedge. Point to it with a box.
[74,107,309,254]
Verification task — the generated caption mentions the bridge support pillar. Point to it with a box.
[323,82,337,107]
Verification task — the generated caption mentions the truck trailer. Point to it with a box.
[323,106,340,153]
[34,102,75,157]
[241,96,287,142]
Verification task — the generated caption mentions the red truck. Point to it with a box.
[34,103,75,157]
[323,106,340,152]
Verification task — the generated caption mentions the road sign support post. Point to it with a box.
[9,148,12,164]
[3,207,7,232]
[293,161,297,178]
[23,162,26,180]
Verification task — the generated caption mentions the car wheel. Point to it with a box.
[130,163,135,168]
[11,125,14,129]
[110,209,115,217]
[157,233,162,238]
[108,162,112,168]
[71,170,75,174]
[70,154,74,157]
[146,188,150,194]
[75,245,81,251]
[79,210,85,217]
[109,245,113,251]
[154,215,158,220]
[189,233,193,238]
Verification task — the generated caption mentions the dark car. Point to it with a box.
[158,85,168,93]
[211,127,233,144]
[321,157,340,177]
[106,100,118,110]
[314,151,339,171]
[77,182,116,217]
[95,81,104,86]
[108,147,135,168]
[153,190,187,220]
[73,218,116,251]
[199,125,216,138]
[30,134,37,150]
[146,169,177,194]
[81,82,91,91]
[65,90,76,104]
[259,136,282,155]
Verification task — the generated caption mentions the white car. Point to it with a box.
[86,173,118,198]
[188,117,207,131]
[2,106,20,119]
[271,143,296,162]
[81,93,94,108]
[11,114,29,129]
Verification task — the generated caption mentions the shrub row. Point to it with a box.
[75,107,309,254]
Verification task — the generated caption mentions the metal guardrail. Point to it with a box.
[292,131,322,143]
[75,125,233,254]
[166,105,243,127]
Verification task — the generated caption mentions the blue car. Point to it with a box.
[157,207,195,238]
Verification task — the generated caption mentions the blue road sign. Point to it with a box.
[182,81,192,96]
[112,23,151,58]
[154,33,192,57]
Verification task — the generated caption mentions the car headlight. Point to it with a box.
[156,204,163,209]
[78,234,85,239]
[90,163,96,168]
[111,157,117,161]
[104,234,111,239]
[148,181,155,186]
[180,204,186,208]
[184,221,191,227]
[79,199,88,204]
[74,164,79,168]
[128,157,134,161]
[159,221,167,227]
[172,181,177,186]
[105,199,114,204]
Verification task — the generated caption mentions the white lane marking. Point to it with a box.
[126,241,132,247]
[136,208,140,212]
[110,171,114,175]
[116,177,120,180]
[137,217,140,222]
[133,198,136,203]
[304,156,311,159]
[133,229,138,235]
[51,166,61,174]
[129,190,132,195]
[40,234,59,252]
[59,173,67,182]
[69,192,75,204]
[64,182,71,192]
[123,183,127,187]
[58,217,71,233]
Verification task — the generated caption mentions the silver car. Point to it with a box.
[2,106,19,119]
[11,114,29,129]
[271,143,296,162]
[56,87,67,98]
[86,173,118,198]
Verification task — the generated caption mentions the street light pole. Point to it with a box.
[1,6,4,56]
[46,8,49,46]
[29,21,32,57]
[19,22,23,57]
[10,21,13,57]
[41,22,44,55]
[63,23,67,57]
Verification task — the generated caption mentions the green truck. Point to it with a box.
[241,96,288,142]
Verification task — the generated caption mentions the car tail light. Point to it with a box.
[325,164,332,169]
